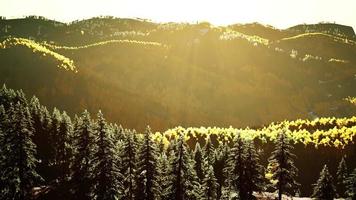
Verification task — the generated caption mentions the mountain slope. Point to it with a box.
[0,17,356,131]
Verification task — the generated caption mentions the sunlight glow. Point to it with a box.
[1,0,356,29]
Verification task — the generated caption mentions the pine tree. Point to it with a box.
[202,164,218,200]
[267,131,299,200]
[92,111,120,200]
[201,137,218,200]
[336,156,348,198]
[345,168,356,200]
[312,165,336,200]
[155,152,173,200]
[194,143,204,182]
[50,108,61,165]
[0,103,41,200]
[204,137,215,167]
[224,134,247,199]
[120,130,138,200]
[135,126,158,200]
[243,140,265,199]
[214,144,230,200]
[55,111,74,180]
[170,134,200,200]
[71,110,95,200]
[29,98,52,179]
[0,105,7,198]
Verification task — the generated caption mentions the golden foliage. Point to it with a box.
[155,116,356,148]
[0,37,77,72]
[42,39,165,50]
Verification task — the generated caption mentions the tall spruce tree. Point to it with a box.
[201,137,218,200]
[169,134,200,200]
[120,130,138,200]
[71,110,95,200]
[243,140,265,199]
[345,168,356,200]
[155,152,173,200]
[135,126,158,200]
[224,134,247,199]
[312,165,336,200]
[0,105,7,199]
[336,156,348,198]
[92,111,120,200]
[29,98,52,179]
[267,131,299,200]
[194,143,205,182]
[0,103,41,200]
[214,144,230,200]
[56,111,73,180]
[202,164,218,200]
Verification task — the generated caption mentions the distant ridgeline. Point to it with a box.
[1,15,356,133]
[288,23,356,39]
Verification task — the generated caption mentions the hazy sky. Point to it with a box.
[1,0,356,29]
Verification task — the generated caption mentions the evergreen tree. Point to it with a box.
[71,110,95,200]
[312,165,336,200]
[201,137,218,200]
[55,111,73,180]
[204,137,215,167]
[202,164,218,200]
[92,111,120,200]
[29,97,52,178]
[50,108,61,165]
[345,168,356,200]
[267,131,299,200]
[194,143,204,182]
[336,156,348,198]
[170,134,200,200]
[214,144,230,200]
[0,103,41,200]
[155,152,173,200]
[135,126,158,200]
[120,130,138,200]
[0,105,7,198]
[243,140,264,199]
[224,134,247,199]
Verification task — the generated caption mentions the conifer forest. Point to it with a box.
[0,4,356,199]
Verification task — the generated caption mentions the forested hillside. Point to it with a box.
[0,86,355,199]
[1,16,356,131]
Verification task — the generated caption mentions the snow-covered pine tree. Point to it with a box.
[0,103,41,200]
[135,126,158,200]
[312,165,336,200]
[267,131,299,200]
[71,110,95,200]
[336,156,348,198]
[155,152,173,200]
[120,130,138,200]
[92,111,120,200]
[224,133,247,199]
[243,140,265,199]
[170,134,200,200]
[345,168,356,200]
